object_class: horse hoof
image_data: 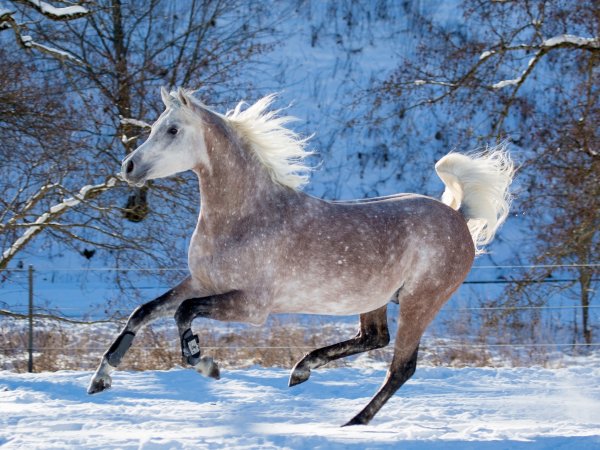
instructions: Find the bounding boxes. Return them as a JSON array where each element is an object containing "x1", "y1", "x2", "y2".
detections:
[
  {"x1": 194, "y1": 356, "x2": 220, "y2": 380},
  {"x1": 342, "y1": 414, "x2": 369, "y2": 427},
  {"x1": 87, "y1": 374, "x2": 112, "y2": 394},
  {"x1": 342, "y1": 416, "x2": 368, "y2": 427},
  {"x1": 288, "y1": 365, "x2": 310, "y2": 387}
]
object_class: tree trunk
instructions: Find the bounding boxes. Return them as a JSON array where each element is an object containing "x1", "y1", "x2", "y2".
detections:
[{"x1": 111, "y1": 0, "x2": 149, "y2": 222}]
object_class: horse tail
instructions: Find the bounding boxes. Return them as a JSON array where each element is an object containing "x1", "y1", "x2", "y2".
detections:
[{"x1": 435, "y1": 145, "x2": 515, "y2": 253}]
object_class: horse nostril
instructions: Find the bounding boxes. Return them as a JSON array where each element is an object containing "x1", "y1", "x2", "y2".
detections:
[{"x1": 125, "y1": 160, "x2": 134, "y2": 174}]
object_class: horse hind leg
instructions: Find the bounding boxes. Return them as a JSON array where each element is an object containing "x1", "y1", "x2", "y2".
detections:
[
  {"x1": 289, "y1": 304, "x2": 389, "y2": 387},
  {"x1": 344, "y1": 289, "x2": 449, "y2": 426},
  {"x1": 343, "y1": 342, "x2": 419, "y2": 426}
]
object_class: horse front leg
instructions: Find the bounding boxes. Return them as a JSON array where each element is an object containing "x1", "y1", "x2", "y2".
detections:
[
  {"x1": 289, "y1": 304, "x2": 389, "y2": 386},
  {"x1": 88, "y1": 277, "x2": 200, "y2": 394},
  {"x1": 173, "y1": 291, "x2": 266, "y2": 379}
]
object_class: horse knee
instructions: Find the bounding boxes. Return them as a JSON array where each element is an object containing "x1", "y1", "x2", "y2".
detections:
[
  {"x1": 127, "y1": 293, "x2": 176, "y2": 331},
  {"x1": 127, "y1": 304, "x2": 151, "y2": 330}
]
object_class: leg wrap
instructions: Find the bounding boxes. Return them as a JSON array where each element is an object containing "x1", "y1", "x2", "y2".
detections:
[
  {"x1": 106, "y1": 331, "x2": 135, "y2": 367},
  {"x1": 181, "y1": 329, "x2": 201, "y2": 365}
]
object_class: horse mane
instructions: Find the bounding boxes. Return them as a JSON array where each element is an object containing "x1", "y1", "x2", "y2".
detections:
[
  {"x1": 166, "y1": 89, "x2": 313, "y2": 190},
  {"x1": 224, "y1": 94, "x2": 313, "y2": 191}
]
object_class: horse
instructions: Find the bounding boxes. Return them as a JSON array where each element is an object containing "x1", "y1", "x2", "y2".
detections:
[{"x1": 88, "y1": 88, "x2": 514, "y2": 426}]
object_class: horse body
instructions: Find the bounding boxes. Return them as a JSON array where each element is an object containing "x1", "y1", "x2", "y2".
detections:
[
  {"x1": 88, "y1": 88, "x2": 513, "y2": 426},
  {"x1": 189, "y1": 186, "x2": 472, "y2": 318},
  {"x1": 294, "y1": 196, "x2": 469, "y2": 316}
]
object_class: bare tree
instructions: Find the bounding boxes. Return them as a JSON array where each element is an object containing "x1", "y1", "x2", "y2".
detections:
[
  {"x1": 0, "y1": 4, "x2": 105, "y2": 271},
  {"x1": 0, "y1": 0, "x2": 278, "y2": 295},
  {"x1": 371, "y1": 0, "x2": 599, "y2": 344},
  {"x1": 0, "y1": 0, "x2": 89, "y2": 62}
]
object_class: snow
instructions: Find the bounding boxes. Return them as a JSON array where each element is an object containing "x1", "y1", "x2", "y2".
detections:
[
  {"x1": 26, "y1": 40, "x2": 84, "y2": 64},
  {"x1": 542, "y1": 34, "x2": 600, "y2": 49},
  {"x1": 488, "y1": 35, "x2": 598, "y2": 91},
  {"x1": 24, "y1": 0, "x2": 88, "y2": 18},
  {"x1": 492, "y1": 55, "x2": 539, "y2": 90},
  {"x1": 16, "y1": 34, "x2": 85, "y2": 64},
  {"x1": 492, "y1": 79, "x2": 520, "y2": 90},
  {"x1": 120, "y1": 117, "x2": 152, "y2": 129},
  {"x1": 479, "y1": 50, "x2": 495, "y2": 60},
  {"x1": 1, "y1": 364, "x2": 599, "y2": 449}
]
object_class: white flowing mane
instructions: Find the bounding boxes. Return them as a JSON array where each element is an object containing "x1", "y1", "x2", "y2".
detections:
[{"x1": 224, "y1": 94, "x2": 313, "y2": 190}]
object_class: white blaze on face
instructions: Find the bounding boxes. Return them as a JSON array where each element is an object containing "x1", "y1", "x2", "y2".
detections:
[{"x1": 122, "y1": 105, "x2": 209, "y2": 184}]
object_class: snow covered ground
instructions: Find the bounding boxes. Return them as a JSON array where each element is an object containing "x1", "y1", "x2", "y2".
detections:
[{"x1": 1, "y1": 362, "x2": 599, "y2": 449}]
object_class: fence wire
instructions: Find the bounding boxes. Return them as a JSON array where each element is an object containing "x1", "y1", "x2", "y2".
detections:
[{"x1": 1, "y1": 263, "x2": 598, "y2": 372}]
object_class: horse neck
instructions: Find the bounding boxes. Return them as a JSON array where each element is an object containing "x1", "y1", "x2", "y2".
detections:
[{"x1": 194, "y1": 116, "x2": 288, "y2": 229}]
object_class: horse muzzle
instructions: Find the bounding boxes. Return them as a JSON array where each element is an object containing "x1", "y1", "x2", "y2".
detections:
[{"x1": 121, "y1": 156, "x2": 149, "y2": 187}]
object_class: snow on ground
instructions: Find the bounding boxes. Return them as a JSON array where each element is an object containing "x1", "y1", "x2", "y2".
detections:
[{"x1": 1, "y1": 363, "x2": 599, "y2": 449}]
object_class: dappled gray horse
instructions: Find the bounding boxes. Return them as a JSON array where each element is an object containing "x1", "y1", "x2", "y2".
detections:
[{"x1": 88, "y1": 88, "x2": 514, "y2": 426}]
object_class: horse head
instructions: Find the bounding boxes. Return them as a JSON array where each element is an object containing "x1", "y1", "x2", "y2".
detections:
[{"x1": 121, "y1": 88, "x2": 209, "y2": 186}]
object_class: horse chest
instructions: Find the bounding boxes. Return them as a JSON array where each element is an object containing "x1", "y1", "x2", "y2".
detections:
[{"x1": 188, "y1": 227, "x2": 272, "y2": 291}]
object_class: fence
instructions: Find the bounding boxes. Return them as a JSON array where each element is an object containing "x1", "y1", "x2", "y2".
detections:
[{"x1": 0, "y1": 263, "x2": 598, "y2": 372}]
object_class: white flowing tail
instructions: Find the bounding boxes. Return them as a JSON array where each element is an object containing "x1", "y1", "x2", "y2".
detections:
[{"x1": 435, "y1": 145, "x2": 515, "y2": 253}]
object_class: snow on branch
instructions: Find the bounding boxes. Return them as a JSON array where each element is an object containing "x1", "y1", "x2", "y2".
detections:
[
  {"x1": 479, "y1": 50, "x2": 496, "y2": 60},
  {"x1": 14, "y1": 0, "x2": 89, "y2": 21},
  {"x1": 542, "y1": 34, "x2": 599, "y2": 50},
  {"x1": 120, "y1": 117, "x2": 152, "y2": 129},
  {"x1": 21, "y1": 34, "x2": 85, "y2": 64},
  {"x1": 492, "y1": 53, "x2": 540, "y2": 90},
  {"x1": 413, "y1": 79, "x2": 456, "y2": 88},
  {"x1": 490, "y1": 34, "x2": 597, "y2": 91},
  {"x1": 0, "y1": 8, "x2": 15, "y2": 25},
  {"x1": 493, "y1": 34, "x2": 600, "y2": 53},
  {"x1": 120, "y1": 117, "x2": 151, "y2": 144},
  {"x1": 395, "y1": 32, "x2": 598, "y2": 120},
  {"x1": 0, "y1": 3, "x2": 87, "y2": 64},
  {"x1": 1, "y1": 175, "x2": 120, "y2": 270},
  {"x1": 0, "y1": 182, "x2": 59, "y2": 233}
]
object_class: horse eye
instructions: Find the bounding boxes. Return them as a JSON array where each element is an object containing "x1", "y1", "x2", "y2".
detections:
[{"x1": 167, "y1": 126, "x2": 178, "y2": 135}]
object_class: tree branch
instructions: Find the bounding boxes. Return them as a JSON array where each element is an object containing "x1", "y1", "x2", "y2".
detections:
[
  {"x1": 12, "y1": 0, "x2": 89, "y2": 21},
  {"x1": 0, "y1": 175, "x2": 121, "y2": 270},
  {"x1": 0, "y1": 8, "x2": 86, "y2": 64},
  {"x1": 393, "y1": 34, "x2": 599, "y2": 122}
]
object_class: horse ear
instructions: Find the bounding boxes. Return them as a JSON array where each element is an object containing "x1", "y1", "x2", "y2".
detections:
[
  {"x1": 160, "y1": 86, "x2": 172, "y2": 107},
  {"x1": 177, "y1": 88, "x2": 191, "y2": 108}
]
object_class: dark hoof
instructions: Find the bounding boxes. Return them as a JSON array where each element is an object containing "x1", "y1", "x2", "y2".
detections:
[
  {"x1": 87, "y1": 375, "x2": 112, "y2": 395},
  {"x1": 209, "y1": 363, "x2": 220, "y2": 380},
  {"x1": 288, "y1": 364, "x2": 310, "y2": 387},
  {"x1": 194, "y1": 356, "x2": 220, "y2": 380},
  {"x1": 342, "y1": 415, "x2": 369, "y2": 427}
]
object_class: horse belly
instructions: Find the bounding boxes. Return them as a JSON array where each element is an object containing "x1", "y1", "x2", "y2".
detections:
[
  {"x1": 270, "y1": 274, "x2": 397, "y2": 316},
  {"x1": 269, "y1": 217, "x2": 409, "y2": 315}
]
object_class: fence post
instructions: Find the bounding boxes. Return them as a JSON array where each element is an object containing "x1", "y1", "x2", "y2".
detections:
[{"x1": 27, "y1": 264, "x2": 34, "y2": 373}]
